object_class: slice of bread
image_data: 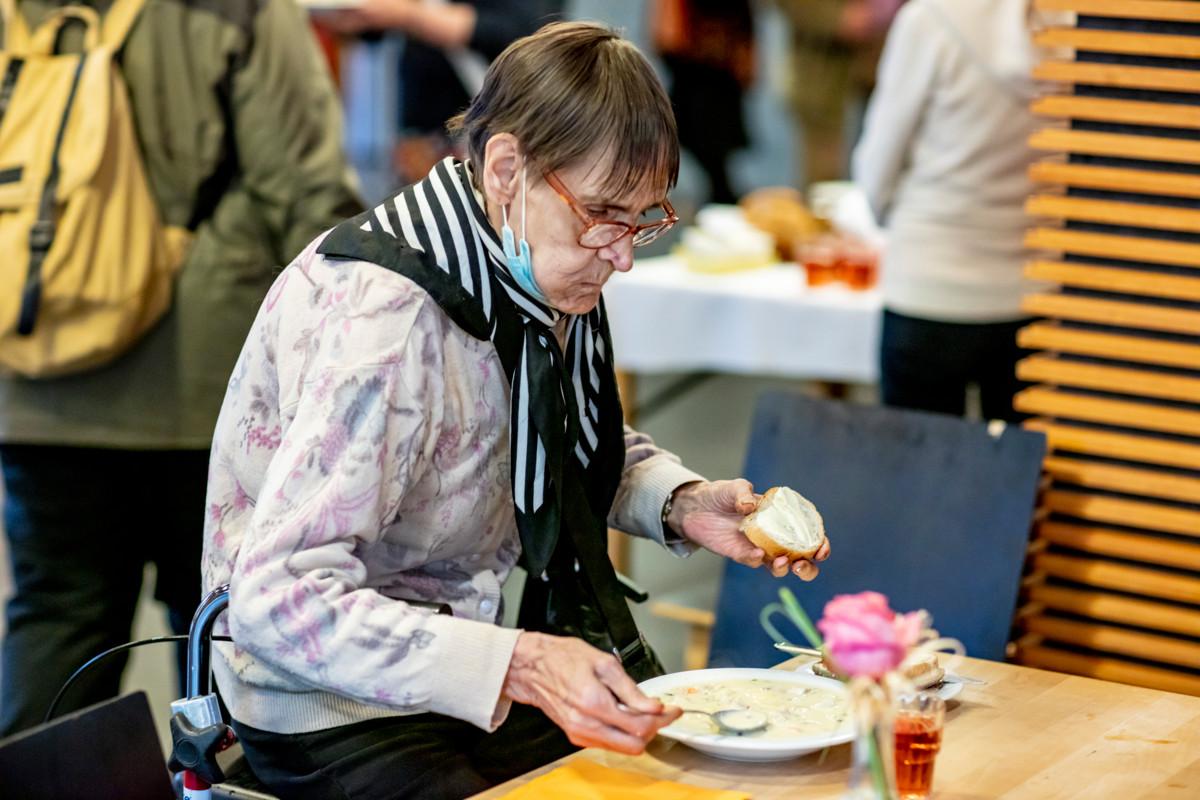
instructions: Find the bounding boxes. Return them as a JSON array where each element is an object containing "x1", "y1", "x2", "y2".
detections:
[
  {"x1": 815, "y1": 653, "x2": 944, "y2": 688},
  {"x1": 903, "y1": 653, "x2": 945, "y2": 690},
  {"x1": 739, "y1": 486, "x2": 826, "y2": 561}
]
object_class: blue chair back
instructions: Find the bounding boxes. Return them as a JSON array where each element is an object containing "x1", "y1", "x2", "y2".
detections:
[{"x1": 709, "y1": 393, "x2": 1045, "y2": 666}]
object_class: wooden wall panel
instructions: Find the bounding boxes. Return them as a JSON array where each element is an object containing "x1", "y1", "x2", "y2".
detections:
[
  {"x1": 1030, "y1": 160, "x2": 1200, "y2": 198},
  {"x1": 1035, "y1": 1, "x2": 1200, "y2": 24},
  {"x1": 1025, "y1": 260, "x2": 1200, "y2": 300},
  {"x1": 1034, "y1": 28, "x2": 1200, "y2": 59},
  {"x1": 1016, "y1": 4, "x2": 1200, "y2": 696},
  {"x1": 1025, "y1": 228, "x2": 1200, "y2": 269},
  {"x1": 1015, "y1": 387, "x2": 1200, "y2": 436},
  {"x1": 1033, "y1": 552, "x2": 1200, "y2": 605},
  {"x1": 1017, "y1": 354, "x2": 1200, "y2": 402},
  {"x1": 1026, "y1": 196, "x2": 1200, "y2": 234},
  {"x1": 1033, "y1": 95, "x2": 1200, "y2": 128},
  {"x1": 1021, "y1": 293, "x2": 1200, "y2": 335},
  {"x1": 1027, "y1": 583, "x2": 1200, "y2": 637},
  {"x1": 1025, "y1": 418, "x2": 1200, "y2": 470},
  {"x1": 1034, "y1": 60, "x2": 1200, "y2": 92},
  {"x1": 1017, "y1": 322, "x2": 1200, "y2": 369},
  {"x1": 1039, "y1": 519, "x2": 1200, "y2": 568},
  {"x1": 1040, "y1": 458, "x2": 1200, "y2": 503}
]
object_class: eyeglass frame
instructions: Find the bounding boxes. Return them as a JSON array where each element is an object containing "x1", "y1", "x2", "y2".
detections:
[{"x1": 542, "y1": 171, "x2": 678, "y2": 249}]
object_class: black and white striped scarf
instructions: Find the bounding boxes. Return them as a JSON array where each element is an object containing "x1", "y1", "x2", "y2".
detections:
[{"x1": 317, "y1": 158, "x2": 625, "y2": 576}]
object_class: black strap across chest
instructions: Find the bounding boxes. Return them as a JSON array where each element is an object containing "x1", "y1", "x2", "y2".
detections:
[{"x1": 317, "y1": 205, "x2": 660, "y2": 678}]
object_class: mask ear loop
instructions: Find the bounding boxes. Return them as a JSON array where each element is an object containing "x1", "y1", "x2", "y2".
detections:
[
  {"x1": 520, "y1": 166, "x2": 528, "y2": 241},
  {"x1": 500, "y1": 165, "x2": 527, "y2": 236}
]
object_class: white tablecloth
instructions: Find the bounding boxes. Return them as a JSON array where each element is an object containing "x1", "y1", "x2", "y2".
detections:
[{"x1": 604, "y1": 257, "x2": 882, "y2": 384}]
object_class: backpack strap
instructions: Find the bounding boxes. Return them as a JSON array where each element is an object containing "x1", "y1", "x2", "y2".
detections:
[
  {"x1": 100, "y1": 0, "x2": 149, "y2": 51},
  {"x1": 29, "y1": 6, "x2": 101, "y2": 54},
  {"x1": 0, "y1": 0, "x2": 33, "y2": 52},
  {"x1": 16, "y1": 51, "x2": 86, "y2": 336},
  {"x1": 1, "y1": 0, "x2": 146, "y2": 55}
]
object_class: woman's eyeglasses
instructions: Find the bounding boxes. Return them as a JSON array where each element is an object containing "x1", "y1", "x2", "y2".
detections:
[{"x1": 543, "y1": 171, "x2": 678, "y2": 249}]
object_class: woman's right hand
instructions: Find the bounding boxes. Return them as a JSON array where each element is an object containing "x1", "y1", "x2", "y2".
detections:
[{"x1": 502, "y1": 632, "x2": 681, "y2": 754}]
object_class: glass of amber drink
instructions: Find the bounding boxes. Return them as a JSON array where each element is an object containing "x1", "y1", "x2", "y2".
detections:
[
  {"x1": 800, "y1": 236, "x2": 839, "y2": 287},
  {"x1": 837, "y1": 240, "x2": 878, "y2": 291},
  {"x1": 894, "y1": 692, "x2": 945, "y2": 799}
]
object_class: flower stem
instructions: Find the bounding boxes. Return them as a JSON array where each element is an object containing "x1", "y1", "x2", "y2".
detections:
[
  {"x1": 779, "y1": 588, "x2": 824, "y2": 650},
  {"x1": 868, "y1": 728, "x2": 890, "y2": 798}
]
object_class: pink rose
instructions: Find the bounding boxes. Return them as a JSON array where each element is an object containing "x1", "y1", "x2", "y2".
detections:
[{"x1": 817, "y1": 591, "x2": 926, "y2": 679}]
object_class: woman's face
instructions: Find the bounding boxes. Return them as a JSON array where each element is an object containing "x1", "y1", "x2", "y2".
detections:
[{"x1": 483, "y1": 138, "x2": 667, "y2": 315}]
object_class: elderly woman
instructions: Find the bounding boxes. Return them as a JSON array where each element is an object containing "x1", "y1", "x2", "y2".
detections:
[{"x1": 202, "y1": 22, "x2": 829, "y2": 800}]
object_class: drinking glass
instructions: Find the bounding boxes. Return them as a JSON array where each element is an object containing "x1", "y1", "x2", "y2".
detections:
[
  {"x1": 801, "y1": 237, "x2": 839, "y2": 287},
  {"x1": 893, "y1": 692, "x2": 945, "y2": 800},
  {"x1": 837, "y1": 241, "x2": 878, "y2": 291}
]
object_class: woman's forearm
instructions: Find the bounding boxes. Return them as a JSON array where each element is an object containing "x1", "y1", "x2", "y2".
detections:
[
  {"x1": 324, "y1": 1, "x2": 477, "y2": 48},
  {"x1": 607, "y1": 426, "x2": 705, "y2": 550},
  {"x1": 400, "y1": 2, "x2": 477, "y2": 50}
]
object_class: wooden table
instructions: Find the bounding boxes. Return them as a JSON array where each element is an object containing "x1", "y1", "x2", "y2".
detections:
[{"x1": 471, "y1": 657, "x2": 1200, "y2": 799}]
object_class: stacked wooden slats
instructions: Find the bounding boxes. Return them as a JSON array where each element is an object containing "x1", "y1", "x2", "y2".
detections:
[{"x1": 1016, "y1": 0, "x2": 1200, "y2": 695}]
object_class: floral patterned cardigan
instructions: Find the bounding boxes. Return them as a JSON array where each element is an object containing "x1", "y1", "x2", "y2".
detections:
[{"x1": 202, "y1": 233, "x2": 704, "y2": 735}]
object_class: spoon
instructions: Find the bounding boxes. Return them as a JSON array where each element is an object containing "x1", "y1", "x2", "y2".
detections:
[
  {"x1": 678, "y1": 707, "x2": 769, "y2": 736},
  {"x1": 942, "y1": 673, "x2": 986, "y2": 686},
  {"x1": 772, "y1": 642, "x2": 823, "y2": 658}
]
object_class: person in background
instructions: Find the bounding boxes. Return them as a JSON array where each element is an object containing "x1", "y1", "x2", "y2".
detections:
[
  {"x1": 652, "y1": 0, "x2": 755, "y2": 205},
  {"x1": 0, "y1": 0, "x2": 361, "y2": 736},
  {"x1": 852, "y1": 0, "x2": 1043, "y2": 421},
  {"x1": 775, "y1": 0, "x2": 902, "y2": 184},
  {"x1": 321, "y1": 0, "x2": 563, "y2": 183}
]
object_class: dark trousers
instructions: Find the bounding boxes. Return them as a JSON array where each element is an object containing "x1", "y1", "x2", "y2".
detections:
[
  {"x1": 0, "y1": 445, "x2": 208, "y2": 736},
  {"x1": 663, "y1": 56, "x2": 747, "y2": 206},
  {"x1": 880, "y1": 309, "x2": 1032, "y2": 423},
  {"x1": 232, "y1": 702, "x2": 578, "y2": 800}
]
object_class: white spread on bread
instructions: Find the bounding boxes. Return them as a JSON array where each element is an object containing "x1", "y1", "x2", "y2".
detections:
[{"x1": 740, "y1": 486, "x2": 825, "y2": 559}]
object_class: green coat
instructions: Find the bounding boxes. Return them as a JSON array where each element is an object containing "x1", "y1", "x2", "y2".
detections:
[
  {"x1": 0, "y1": 0, "x2": 362, "y2": 448},
  {"x1": 775, "y1": 0, "x2": 884, "y2": 130}
]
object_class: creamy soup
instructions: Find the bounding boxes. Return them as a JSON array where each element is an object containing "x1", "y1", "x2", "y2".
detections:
[{"x1": 653, "y1": 679, "x2": 848, "y2": 740}]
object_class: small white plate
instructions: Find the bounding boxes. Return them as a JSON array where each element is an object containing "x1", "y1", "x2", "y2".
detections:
[
  {"x1": 932, "y1": 676, "x2": 965, "y2": 702},
  {"x1": 638, "y1": 668, "x2": 855, "y2": 763},
  {"x1": 789, "y1": 659, "x2": 965, "y2": 702}
]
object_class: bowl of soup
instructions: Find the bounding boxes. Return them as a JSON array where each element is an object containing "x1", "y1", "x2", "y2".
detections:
[{"x1": 639, "y1": 668, "x2": 854, "y2": 762}]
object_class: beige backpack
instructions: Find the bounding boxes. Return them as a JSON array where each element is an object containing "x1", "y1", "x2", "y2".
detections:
[{"x1": 0, "y1": 0, "x2": 189, "y2": 378}]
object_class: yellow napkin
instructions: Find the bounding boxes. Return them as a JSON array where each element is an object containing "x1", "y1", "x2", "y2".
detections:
[{"x1": 499, "y1": 758, "x2": 751, "y2": 800}]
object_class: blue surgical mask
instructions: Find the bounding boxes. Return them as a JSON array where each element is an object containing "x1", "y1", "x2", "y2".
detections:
[{"x1": 501, "y1": 168, "x2": 547, "y2": 303}]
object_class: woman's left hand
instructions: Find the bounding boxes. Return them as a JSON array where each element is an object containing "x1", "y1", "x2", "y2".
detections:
[{"x1": 666, "y1": 479, "x2": 830, "y2": 581}]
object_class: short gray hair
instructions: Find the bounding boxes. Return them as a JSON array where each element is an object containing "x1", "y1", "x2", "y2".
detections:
[{"x1": 448, "y1": 21, "x2": 679, "y2": 198}]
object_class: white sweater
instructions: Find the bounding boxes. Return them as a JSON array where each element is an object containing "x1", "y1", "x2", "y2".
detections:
[{"x1": 852, "y1": 0, "x2": 1045, "y2": 323}]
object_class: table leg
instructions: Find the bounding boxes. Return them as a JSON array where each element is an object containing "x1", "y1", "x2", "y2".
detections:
[
  {"x1": 616, "y1": 369, "x2": 638, "y2": 426},
  {"x1": 815, "y1": 381, "x2": 849, "y2": 400},
  {"x1": 685, "y1": 622, "x2": 712, "y2": 672},
  {"x1": 608, "y1": 532, "x2": 630, "y2": 574}
]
